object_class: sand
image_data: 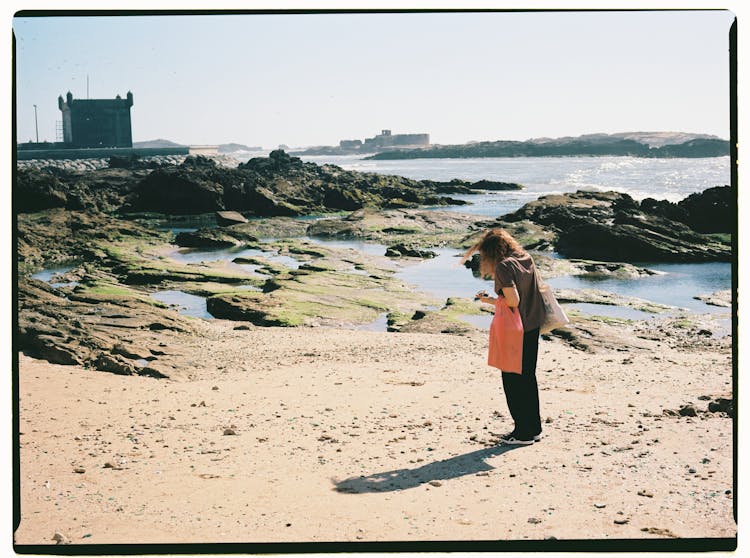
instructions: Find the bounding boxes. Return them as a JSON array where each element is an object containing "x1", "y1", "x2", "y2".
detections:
[{"x1": 14, "y1": 317, "x2": 735, "y2": 546}]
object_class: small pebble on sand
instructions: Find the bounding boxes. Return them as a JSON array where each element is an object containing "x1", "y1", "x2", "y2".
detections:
[{"x1": 52, "y1": 532, "x2": 70, "y2": 545}]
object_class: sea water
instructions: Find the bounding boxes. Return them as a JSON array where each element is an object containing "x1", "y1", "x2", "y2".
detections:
[
  {"x1": 300, "y1": 154, "x2": 731, "y2": 217},
  {"x1": 547, "y1": 261, "x2": 732, "y2": 314},
  {"x1": 150, "y1": 290, "x2": 215, "y2": 320}
]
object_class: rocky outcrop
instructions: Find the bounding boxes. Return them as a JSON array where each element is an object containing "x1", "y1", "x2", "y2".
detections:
[
  {"x1": 17, "y1": 276, "x2": 192, "y2": 376},
  {"x1": 694, "y1": 290, "x2": 732, "y2": 308},
  {"x1": 306, "y1": 208, "x2": 481, "y2": 247},
  {"x1": 173, "y1": 222, "x2": 260, "y2": 249},
  {"x1": 17, "y1": 208, "x2": 171, "y2": 274},
  {"x1": 216, "y1": 211, "x2": 248, "y2": 226},
  {"x1": 496, "y1": 190, "x2": 731, "y2": 262},
  {"x1": 664, "y1": 397, "x2": 733, "y2": 418},
  {"x1": 172, "y1": 231, "x2": 237, "y2": 249},
  {"x1": 124, "y1": 151, "x2": 468, "y2": 216},
  {"x1": 384, "y1": 243, "x2": 437, "y2": 259},
  {"x1": 708, "y1": 397, "x2": 734, "y2": 416},
  {"x1": 470, "y1": 180, "x2": 523, "y2": 191},
  {"x1": 675, "y1": 186, "x2": 732, "y2": 234},
  {"x1": 416, "y1": 179, "x2": 523, "y2": 194},
  {"x1": 205, "y1": 252, "x2": 435, "y2": 328},
  {"x1": 15, "y1": 166, "x2": 150, "y2": 213},
  {"x1": 639, "y1": 186, "x2": 732, "y2": 234},
  {"x1": 19, "y1": 151, "x2": 472, "y2": 217},
  {"x1": 206, "y1": 292, "x2": 284, "y2": 325},
  {"x1": 128, "y1": 167, "x2": 229, "y2": 214},
  {"x1": 15, "y1": 168, "x2": 68, "y2": 211}
]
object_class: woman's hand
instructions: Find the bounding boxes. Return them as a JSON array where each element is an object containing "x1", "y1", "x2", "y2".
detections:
[{"x1": 474, "y1": 290, "x2": 496, "y2": 305}]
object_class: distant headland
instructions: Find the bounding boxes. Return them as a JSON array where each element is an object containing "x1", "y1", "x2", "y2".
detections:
[{"x1": 365, "y1": 132, "x2": 729, "y2": 160}]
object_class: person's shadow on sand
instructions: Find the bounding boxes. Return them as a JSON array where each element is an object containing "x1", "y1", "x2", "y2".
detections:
[{"x1": 333, "y1": 444, "x2": 525, "y2": 494}]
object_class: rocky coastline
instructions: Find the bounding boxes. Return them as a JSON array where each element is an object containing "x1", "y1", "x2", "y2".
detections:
[
  {"x1": 15, "y1": 150, "x2": 735, "y2": 545},
  {"x1": 15, "y1": 151, "x2": 732, "y2": 376}
]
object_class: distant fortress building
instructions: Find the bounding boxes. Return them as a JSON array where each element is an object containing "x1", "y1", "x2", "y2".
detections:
[
  {"x1": 339, "y1": 130, "x2": 430, "y2": 151},
  {"x1": 364, "y1": 129, "x2": 430, "y2": 148},
  {"x1": 58, "y1": 91, "x2": 134, "y2": 148}
]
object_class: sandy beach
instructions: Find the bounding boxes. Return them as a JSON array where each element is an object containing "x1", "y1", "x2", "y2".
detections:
[
  {"x1": 11, "y1": 7, "x2": 740, "y2": 552},
  {"x1": 15, "y1": 313, "x2": 734, "y2": 546}
]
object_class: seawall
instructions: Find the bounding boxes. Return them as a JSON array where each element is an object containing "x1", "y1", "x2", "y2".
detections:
[{"x1": 16, "y1": 146, "x2": 196, "y2": 161}]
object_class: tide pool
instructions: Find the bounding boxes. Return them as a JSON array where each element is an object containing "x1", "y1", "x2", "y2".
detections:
[
  {"x1": 547, "y1": 262, "x2": 731, "y2": 314},
  {"x1": 150, "y1": 290, "x2": 214, "y2": 320}
]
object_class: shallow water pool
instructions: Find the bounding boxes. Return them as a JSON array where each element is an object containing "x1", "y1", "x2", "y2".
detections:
[{"x1": 150, "y1": 290, "x2": 213, "y2": 320}]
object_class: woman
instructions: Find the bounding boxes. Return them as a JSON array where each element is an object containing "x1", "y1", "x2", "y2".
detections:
[{"x1": 462, "y1": 229, "x2": 546, "y2": 445}]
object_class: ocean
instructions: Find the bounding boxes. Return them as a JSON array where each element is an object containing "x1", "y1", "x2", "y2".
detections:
[{"x1": 295, "y1": 154, "x2": 731, "y2": 218}]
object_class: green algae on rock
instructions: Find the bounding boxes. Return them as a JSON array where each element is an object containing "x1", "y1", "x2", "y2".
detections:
[
  {"x1": 306, "y1": 208, "x2": 482, "y2": 249},
  {"x1": 206, "y1": 250, "x2": 437, "y2": 328}
]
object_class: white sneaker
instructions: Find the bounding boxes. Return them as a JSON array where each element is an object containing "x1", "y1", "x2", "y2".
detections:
[{"x1": 500, "y1": 433, "x2": 534, "y2": 445}]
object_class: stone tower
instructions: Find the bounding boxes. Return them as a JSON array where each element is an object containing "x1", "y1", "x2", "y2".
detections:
[{"x1": 58, "y1": 91, "x2": 134, "y2": 148}]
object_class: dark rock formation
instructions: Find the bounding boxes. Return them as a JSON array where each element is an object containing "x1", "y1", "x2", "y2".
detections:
[
  {"x1": 470, "y1": 179, "x2": 523, "y2": 191},
  {"x1": 497, "y1": 190, "x2": 731, "y2": 262},
  {"x1": 708, "y1": 397, "x2": 734, "y2": 416},
  {"x1": 422, "y1": 178, "x2": 523, "y2": 194},
  {"x1": 678, "y1": 404, "x2": 698, "y2": 417},
  {"x1": 216, "y1": 211, "x2": 248, "y2": 226},
  {"x1": 19, "y1": 151, "x2": 470, "y2": 218},
  {"x1": 16, "y1": 166, "x2": 149, "y2": 214},
  {"x1": 174, "y1": 225, "x2": 259, "y2": 249},
  {"x1": 384, "y1": 243, "x2": 438, "y2": 259},
  {"x1": 125, "y1": 151, "x2": 466, "y2": 216},
  {"x1": 129, "y1": 168, "x2": 227, "y2": 214},
  {"x1": 640, "y1": 186, "x2": 732, "y2": 234},
  {"x1": 174, "y1": 231, "x2": 238, "y2": 249},
  {"x1": 206, "y1": 293, "x2": 282, "y2": 325},
  {"x1": 15, "y1": 168, "x2": 68, "y2": 211},
  {"x1": 639, "y1": 197, "x2": 689, "y2": 224},
  {"x1": 676, "y1": 186, "x2": 732, "y2": 234}
]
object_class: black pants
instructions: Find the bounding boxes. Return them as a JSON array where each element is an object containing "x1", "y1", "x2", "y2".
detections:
[{"x1": 501, "y1": 327, "x2": 541, "y2": 438}]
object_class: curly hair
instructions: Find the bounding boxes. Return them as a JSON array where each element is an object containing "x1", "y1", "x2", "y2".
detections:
[{"x1": 461, "y1": 228, "x2": 526, "y2": 279}]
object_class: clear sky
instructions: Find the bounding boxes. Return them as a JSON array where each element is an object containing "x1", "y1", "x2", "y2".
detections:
[{"x1": 13, "y1": 10, "x2": 734, "y2": 148}]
